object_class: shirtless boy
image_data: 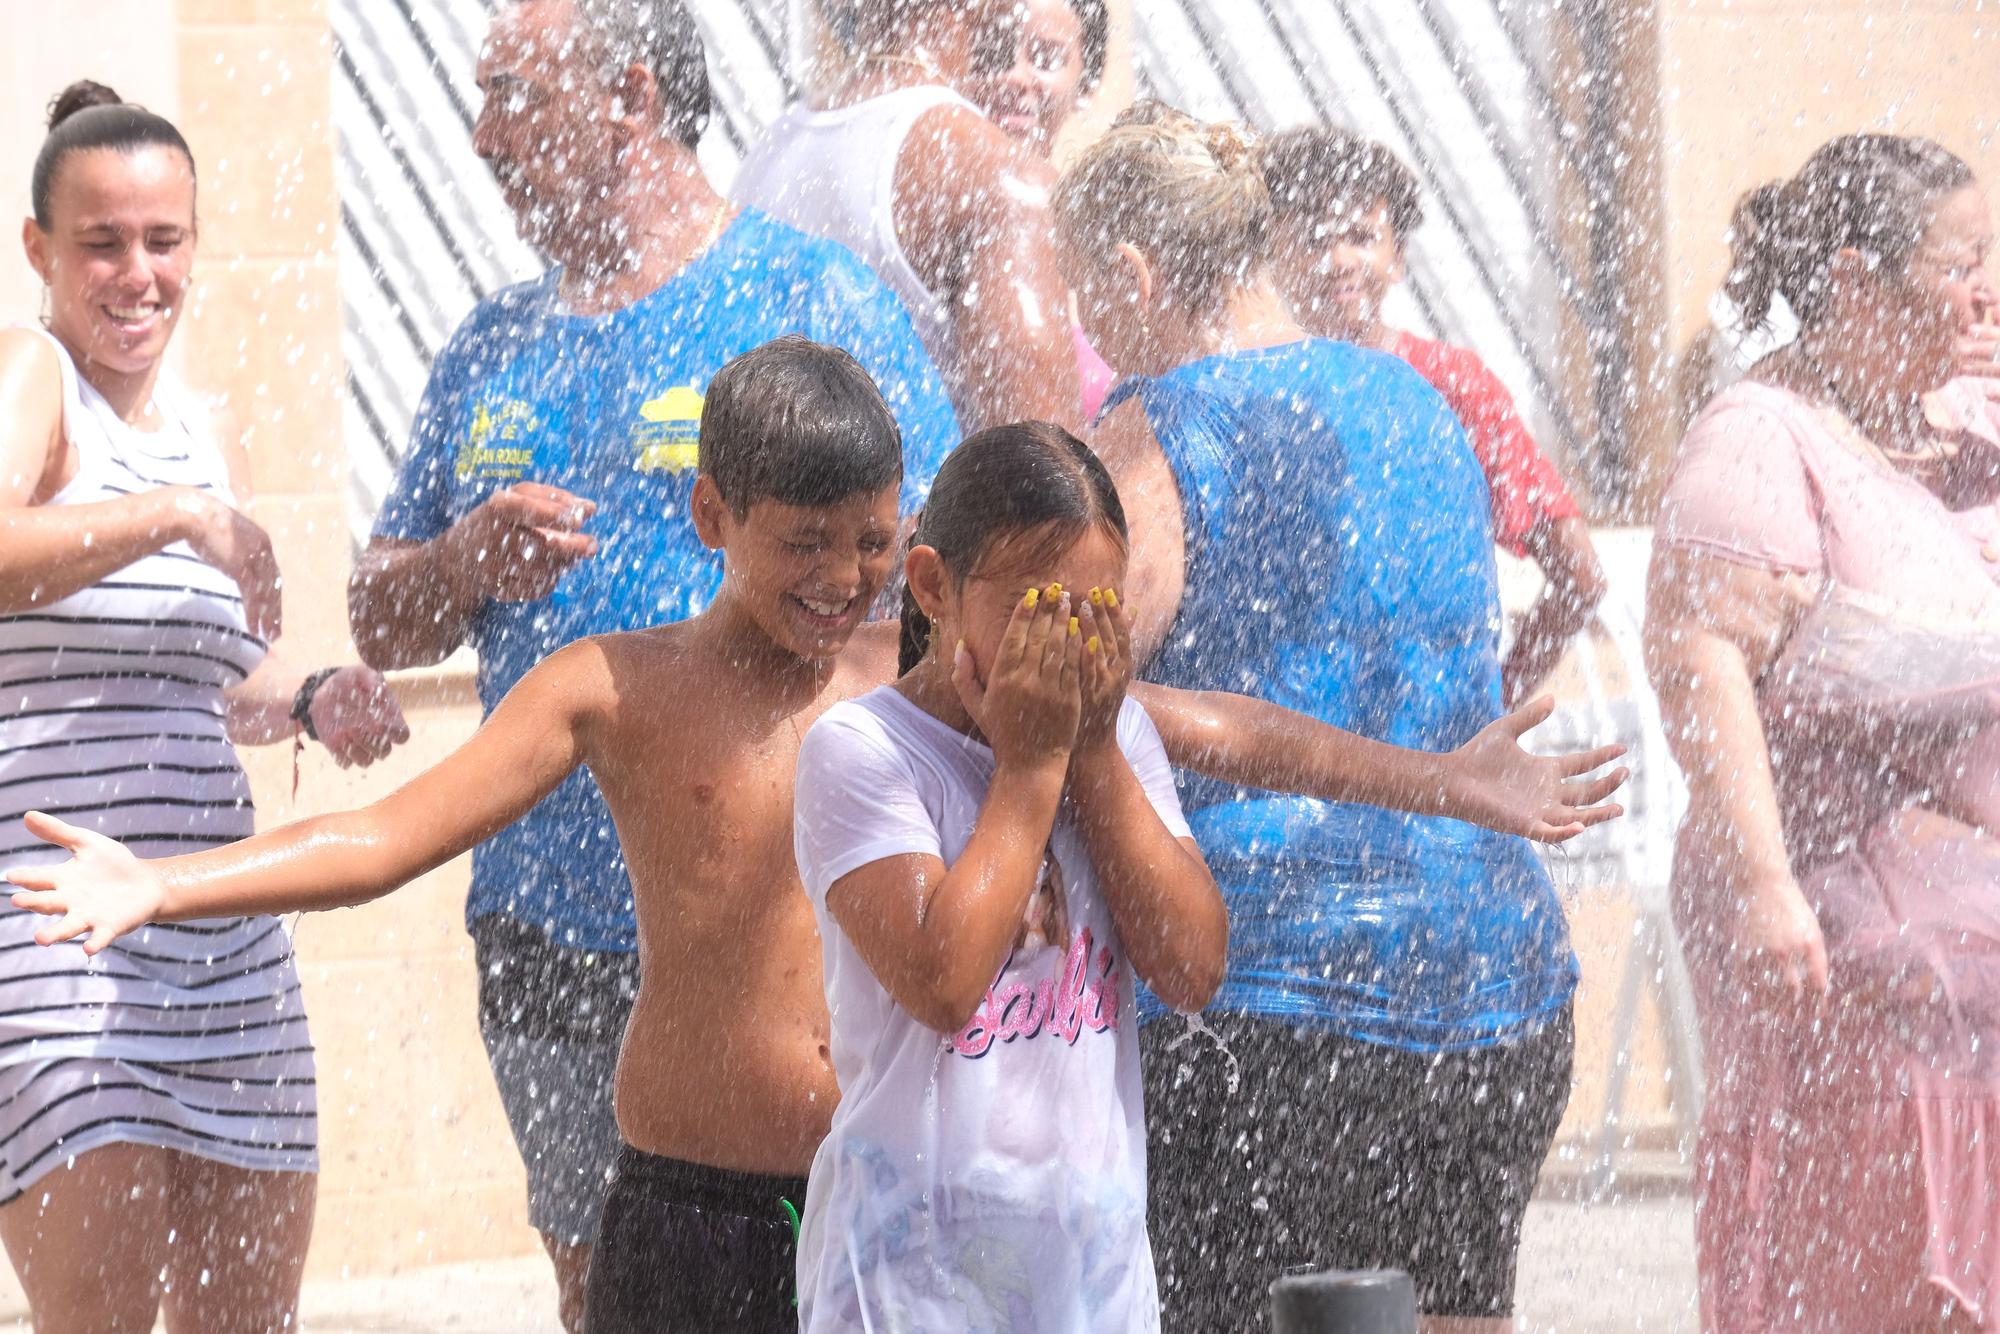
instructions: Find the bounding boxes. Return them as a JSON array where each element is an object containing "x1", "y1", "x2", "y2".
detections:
[{"x1": 7, "y1": 337, "x2": 1625, "y2": 1331}]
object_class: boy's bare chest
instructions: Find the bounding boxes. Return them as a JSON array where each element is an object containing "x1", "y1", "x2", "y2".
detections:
[{"x1": 595, "y1": 700, "x2": 832, "y2": 905}]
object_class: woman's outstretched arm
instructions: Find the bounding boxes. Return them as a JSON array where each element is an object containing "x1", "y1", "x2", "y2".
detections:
[
  {"x1": 6, "y1": 638, "x2": 612, "y2": 952},
  {"x1": 1093, "y1": 399, "x2": 1625, "y2": 840},
  {"x1": 1131, "y1": 684, "x2": 1627, "y2": 843}
]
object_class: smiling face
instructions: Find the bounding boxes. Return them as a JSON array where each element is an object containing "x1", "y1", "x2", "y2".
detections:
[
  {"x1": 970, "y1": 0, "x2": 1088, "y2": 157},
  {"x1": 699, "y1": 482, "x2": 903, "y2": 661},
  {"x1": 1269, "y1": 195, "x2": 1403, "y2": 343},
  {"x1": 1897, "y1": 185, "x2": 1996, "y2": 383},
  {"x1": 473, "y1": 0, "x2": 624, "y2": 253},
  {"x1": 23, "y1": 144, "x2": 195, "y2": 376}
]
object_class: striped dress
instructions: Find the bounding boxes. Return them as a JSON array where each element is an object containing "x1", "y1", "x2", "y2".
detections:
[{"x1": 0, "y1": 329, "x2": 315, "y2": 1201}]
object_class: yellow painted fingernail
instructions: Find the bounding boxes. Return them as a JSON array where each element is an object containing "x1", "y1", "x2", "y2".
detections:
[
  {"x1": 1087, "y1": 635, "x2": 1101, "y2": 653},
  {"x1": 1024, "y1": 588, "x2": 1039, "y2": 609},
  {"x1": 1104, "y1": 588, "x2": 1119, "y2": 609},
  {"x1": 1048, "y1": 583, "x2": 1062, "y2": 598},
  {"x1": 1069, "y1": 616, "x2": 1080, "y2": 636},
  {"x1": 1089, "y1": 587, "x2": 1103, "y2": 606}
]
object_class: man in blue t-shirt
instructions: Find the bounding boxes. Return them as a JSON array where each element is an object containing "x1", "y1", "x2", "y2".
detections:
[{"x1": 347, "y1": 2, "x2": 956, "y2": 1325}]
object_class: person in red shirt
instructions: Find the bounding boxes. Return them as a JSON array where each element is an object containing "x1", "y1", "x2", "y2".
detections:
[{"x1": 1262, "y1": 127, "x2": 1606, "y2": 704}]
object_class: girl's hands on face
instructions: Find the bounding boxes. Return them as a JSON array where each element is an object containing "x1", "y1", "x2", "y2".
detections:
[
  {"x1": 950, "y1": 582, "x2": 1084, "y2": 771},
  {"x1": 1072, "y1": 586, "x2": 1133, "y2": 755}
]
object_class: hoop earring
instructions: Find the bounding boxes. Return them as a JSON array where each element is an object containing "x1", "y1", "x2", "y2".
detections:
[{"x1": 38, "y1": 284, "x2": 50, "y2": 327}]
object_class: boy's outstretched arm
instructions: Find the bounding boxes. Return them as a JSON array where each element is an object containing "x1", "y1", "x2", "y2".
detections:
[
  {"x1": 6, "y1": 639, "x2": 613, "y2": 953},
  {"x1": 1130, "y1": 684, "x2": 1628, "y2": 844}
]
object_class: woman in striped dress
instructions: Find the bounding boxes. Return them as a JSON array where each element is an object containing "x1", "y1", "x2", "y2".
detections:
[{"x1": 0, "y1": 82, "x2": 409, "y2": 1332}]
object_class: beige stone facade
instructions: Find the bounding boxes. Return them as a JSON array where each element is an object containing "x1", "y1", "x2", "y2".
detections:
[
  {"x1": 1635, "y1": 0, "x2": 2000, "y2": 494},
  {"x1": 0, "y1": 0, "x2": 1990, "y2": 1291},
  {"x1": 167, "y1": 1, "x2": 542, "y2": 1278}
]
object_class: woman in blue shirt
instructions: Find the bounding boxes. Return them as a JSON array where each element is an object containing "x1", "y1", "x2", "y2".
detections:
[{"x1": 1055, "y1": 106, "x2": 1582, "y2": 1332}]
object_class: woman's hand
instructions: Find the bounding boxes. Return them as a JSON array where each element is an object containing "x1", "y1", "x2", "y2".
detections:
[
  {"x1": 951, "y1": 584, "x2": 1083, "y2": 772},
  {"x1": 174, "y1": 489, "x2": 282, "y2": 642},
  {"x1": 1071, "y1": 586, "x2": 1133, "y2": 758},
  {"x1": 1441, "y1": 697, "x2": 1629, "y2": 842},
  {"x1": 1957, "y1": 321, "x2": 2000, "y2": 383},
  {"x1": 309, "y1": 666, "x2": 413, "y2": 769},
  {"x1": 5, "y1": 812, "x2": 167, "y2": 955},
  {"x1": 1732, "y1": 874, "x2": 1830, "y2": 1006}
]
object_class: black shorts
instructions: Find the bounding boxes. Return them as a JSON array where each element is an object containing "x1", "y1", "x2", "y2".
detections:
[
  {"x1": 584, "y1": 1145, "x2": 808, "y2": 1334},
  {"x1": 1143, "y1": 1005, "x2": 1574, "y2": 1328}
]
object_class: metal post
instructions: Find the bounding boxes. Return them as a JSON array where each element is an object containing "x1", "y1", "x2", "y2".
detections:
[{"x1": 1270, "y1": 1269, "x2": 1418, "y2": 1333}]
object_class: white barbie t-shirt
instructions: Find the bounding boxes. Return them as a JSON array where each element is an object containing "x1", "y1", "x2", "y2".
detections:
[{"x1": 792, "y1": 686, "x2": 1192, "y2": 1334}]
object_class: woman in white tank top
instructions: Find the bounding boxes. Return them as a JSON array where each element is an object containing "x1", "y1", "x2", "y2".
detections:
[
  {"x1": 0, "y1": 82, "x2": 408, "y2": 1333},
  {"x1": 733, "y1": 0, "x2": 1084, "y2": 433}
]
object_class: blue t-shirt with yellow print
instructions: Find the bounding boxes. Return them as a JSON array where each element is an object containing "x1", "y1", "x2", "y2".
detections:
[{"x1": 372, "y1": 208, "x2": 960, "y2": 951}]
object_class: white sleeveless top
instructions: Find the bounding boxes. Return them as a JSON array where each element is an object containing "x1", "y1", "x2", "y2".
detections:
[
  {"x1": 0, "y1": 327, "x2": 315, "y2": 1199},
  {"x1": 734, "y1": 86, "x2": 979, "y2": 406}
]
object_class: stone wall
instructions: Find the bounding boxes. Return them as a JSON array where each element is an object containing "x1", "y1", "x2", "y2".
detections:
[
  {"x1": 7, "y1": 0, "x2": 1994, "y2": 1289},
  {"x1": 170, "y1": 2, "x2": 536, "y2": 1279}
]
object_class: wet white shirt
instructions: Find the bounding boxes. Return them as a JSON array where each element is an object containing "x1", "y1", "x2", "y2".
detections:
[{"x1": 792, "y1": 686, "x2": 1189, "y2": 1333}]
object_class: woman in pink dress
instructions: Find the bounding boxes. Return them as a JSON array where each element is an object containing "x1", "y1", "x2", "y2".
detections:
[{"x1": 1647, "y1": 133, "x2": 2000, "y2": 1330}]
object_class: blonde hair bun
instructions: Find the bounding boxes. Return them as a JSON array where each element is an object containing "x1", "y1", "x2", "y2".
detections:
[{"x1": 1054, "y1": 102, "x2": 1272, "y2": 315}]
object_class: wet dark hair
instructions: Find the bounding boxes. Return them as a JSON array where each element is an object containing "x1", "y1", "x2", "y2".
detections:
[
  {"x1": 898, "y1": 421, "x2": 1128, "y2": 674},
  {"x1": 699, "y1": 335, "x2": 903, "y2": 519},
  {"x1": 1727, "y1": 133, "x2": 1975, "y2": 331},
  {"x1": 1260, "y1": 126, "x2": 1424, "y2": 248},
  {"x1": 1072, "y1": 0, "x2": 1109, "y2": 92},
  {"x1": 31, "y1": 80, "x2": 196, "y2": 230},
  {"x1": 571, "y1": 0, "x2": 712, "y2": 150}
]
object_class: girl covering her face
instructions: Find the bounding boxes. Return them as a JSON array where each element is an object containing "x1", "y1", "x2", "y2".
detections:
[{"x1": 791, "y1": 421, "x2": 1224, "y2": 1332}]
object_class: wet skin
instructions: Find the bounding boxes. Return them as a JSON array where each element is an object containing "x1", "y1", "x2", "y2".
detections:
[
  {"x1": 819, "y1": 12, "x2": 1082, "y2": 431},
  {"x1": 1267, "y1": 197, "x2": 1404, "y2": 350},
  {"x1": 588, "y1": 616, "x2": 901, "y2": 1169},
  {"x1": 9, "y1": 492, "x2": 1626, "y2": 1175},
  {"x1": 5, "y1": 482, "x2": 906, "y2": 1175},
  {"x1": 967, "y1": 0, "x2": 1090, "y2": 157}
]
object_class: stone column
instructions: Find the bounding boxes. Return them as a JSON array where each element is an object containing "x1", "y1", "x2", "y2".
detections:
[{"x1": 174, "y1": 0, "x2": 535, "y2": 1279}]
